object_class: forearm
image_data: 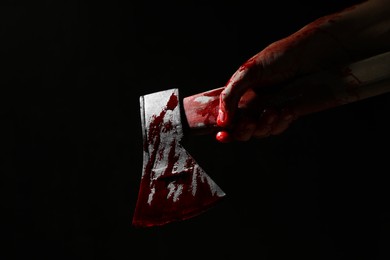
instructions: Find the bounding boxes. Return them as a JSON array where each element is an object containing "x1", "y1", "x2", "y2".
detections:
[{"x1": 319, "y1": 0, "x2": 390, "y2": 59}]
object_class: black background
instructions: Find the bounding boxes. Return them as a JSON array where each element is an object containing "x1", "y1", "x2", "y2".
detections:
[{"x1": 3, "y1": 0, "x2": 390, "y2": 259}]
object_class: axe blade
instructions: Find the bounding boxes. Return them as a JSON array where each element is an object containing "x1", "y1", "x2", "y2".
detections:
[{"x1": 132, "y1": 88, "x2": 226, "y2": 228}]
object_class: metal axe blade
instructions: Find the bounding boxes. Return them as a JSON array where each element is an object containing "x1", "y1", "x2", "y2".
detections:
[
  {"x1": 132, "y1": 88, "x2": 226, "y2": 228},
  {"x1": 132, "y1": 50, "x2": 390, "y2": 228}
]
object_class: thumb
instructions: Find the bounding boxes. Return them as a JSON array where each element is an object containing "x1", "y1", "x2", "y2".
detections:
[{"x1": 217, "y1": 63, "x2": 259, "y2": 127}]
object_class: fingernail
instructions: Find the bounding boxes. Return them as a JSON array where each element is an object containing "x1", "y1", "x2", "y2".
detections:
[{"x1": 217, "y1": 109, "x2": 226, "y2": 126}]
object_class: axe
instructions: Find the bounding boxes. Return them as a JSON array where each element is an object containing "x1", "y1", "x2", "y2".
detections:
[{"x1": 133, "y1": 50, "x2": 390, "y2": 228}]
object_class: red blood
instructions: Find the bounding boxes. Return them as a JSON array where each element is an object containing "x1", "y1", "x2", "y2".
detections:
[
  {"x1": 133, "y1": 91, "x2": 224, "y2": 227},
  {"x1": 216, "y1": 131, "x2": 231, "y2": 143},
  {"x1": 166, "y1": 92, "x2": 178, "y2": 110},
  {"x1": 183, "y1": 88, "x2": 224, "y2": 129},
  {"x1": 198, "y1": 98, "x2": 219, "y2": 125},
  {"x1": 216, "y1": 115, "x2": 224, "y2": 127}
]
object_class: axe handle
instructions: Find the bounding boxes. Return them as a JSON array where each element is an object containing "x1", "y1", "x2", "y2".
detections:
[{"x1": 183, "y1": 50, "x2": 390, "y2": 135}]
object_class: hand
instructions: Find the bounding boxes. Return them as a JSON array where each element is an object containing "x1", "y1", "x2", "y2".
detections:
[
  {"x1": 216, "y1": 0, "x2": 390, "y2": 143},
  {"x1": 215, "y1": 7, "x2": 360, "y2": 142}
]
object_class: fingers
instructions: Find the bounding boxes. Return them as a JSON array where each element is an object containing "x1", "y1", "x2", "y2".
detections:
[
  {"x1": 268, "y1": 108, "x2": 295, "y2": 136},
  {"x1": 254, "y1": 108, "x2": 295, "y2": 138},
  {"x1": 217, "y1": 59, "x2": 260, "y2": 128},
  {"x1": 215, "y1": 107, "x2": 296, "y2": 143},
  {"x1": 252, "y1": 108, "x2": 279, "y2": 138},
  {"x1": 215, "y1": 111, "x2": 257, "y2": 143},
  {"x1": 231, "y1": 115, "x2": 257, "y2": 142}
]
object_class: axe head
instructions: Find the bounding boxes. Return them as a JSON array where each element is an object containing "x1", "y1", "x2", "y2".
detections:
[{"x1": 132, "y1": 88, "x2": 226, "y2": 228}]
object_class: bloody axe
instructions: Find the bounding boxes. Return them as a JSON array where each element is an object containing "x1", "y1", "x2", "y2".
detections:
[{"x1": 133, "y1": 51, "x2": 390, "y2": 228}]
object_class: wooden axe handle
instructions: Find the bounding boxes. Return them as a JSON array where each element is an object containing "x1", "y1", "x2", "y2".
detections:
[{"x1": 183, "y1": 51, "x2": 390, "y2": 135}]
